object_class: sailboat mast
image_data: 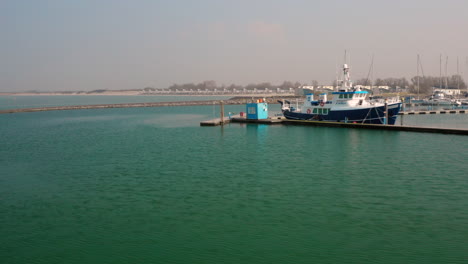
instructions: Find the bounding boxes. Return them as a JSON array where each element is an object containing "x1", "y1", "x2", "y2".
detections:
[
  {"x1": 371, "y1": 54, "x2": 374, "y2": 94},
  {"x1": 457, "y1": 56, "x2": 460, "y2": 91},
  {"x1": 445, "y1": 56, "x2": 448, "y2": 89},
  {"x1": 439, "y1": 54, "x2": 442, "y2": 91},
  {"x1": 417, "y1": 54, "x2": 420, "y2": 99}
]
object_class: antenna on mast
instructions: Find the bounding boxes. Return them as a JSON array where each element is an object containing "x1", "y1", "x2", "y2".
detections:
[{"x1": 348, "y1": 52, "x2": 351, "y2": 69}]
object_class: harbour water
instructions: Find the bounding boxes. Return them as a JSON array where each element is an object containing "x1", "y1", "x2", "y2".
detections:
[{"x1": 1, "y1": 96, "x2": 468, "y2": 263}]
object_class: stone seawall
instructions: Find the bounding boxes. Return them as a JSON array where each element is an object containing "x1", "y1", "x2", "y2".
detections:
[
  {"x1": 0, "y1": 100, "x2": 236, "y2": 114},
  {"x1": 0, "y1": 96, "x2": 301, "y2": 114}
]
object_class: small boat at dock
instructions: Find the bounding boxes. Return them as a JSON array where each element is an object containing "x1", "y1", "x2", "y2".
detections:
[{"x1": 279, "y1": 63, "x2": 402, "y2": 125}]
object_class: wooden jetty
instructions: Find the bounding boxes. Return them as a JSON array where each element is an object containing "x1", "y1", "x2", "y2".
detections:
[
  {"x1": 202, "y1": 117, "x2": 468, "y2": 135},
  {"x1": 200, "y1": 117, "x2": 231, "y2": 126},
  {"x1": 399, "y1": 109, "x2": 467, "y2": 115},
  {"x1": 200, "y1": 115, "x2": 284, "y2": 126}
]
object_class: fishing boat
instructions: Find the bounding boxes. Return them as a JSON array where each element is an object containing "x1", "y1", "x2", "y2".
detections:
[{"x1": 279, "y1": 63, "x2": 402, "y2": 125}]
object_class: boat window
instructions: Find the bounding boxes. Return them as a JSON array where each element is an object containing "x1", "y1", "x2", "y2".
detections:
[
  {"x1": 339, "y1": 94, "x2": 343, "y2": 99},
  {"x1": 316, "y1": 108, "x2": 329, "y2": 115}
]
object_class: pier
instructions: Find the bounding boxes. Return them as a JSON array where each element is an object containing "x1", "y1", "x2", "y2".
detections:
[
  {"x1": 399, "y1": 109, "x2": 467, "y2": 115},
  {"x1": 200, "y1": 116, "x2": 283, "y2": 126},
  {"x1": 201, "y1": 117, "x2": 468, "y2": 135}
]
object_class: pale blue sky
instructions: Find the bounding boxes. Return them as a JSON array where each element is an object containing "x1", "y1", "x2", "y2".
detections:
[{"x1": 1, "y1": 0, "x2": 467, "y2": 91}]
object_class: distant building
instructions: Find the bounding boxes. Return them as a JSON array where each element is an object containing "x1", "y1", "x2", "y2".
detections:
[
  {"x1": 377, "y1": 86, "x2": 390, "y2": 90},
  {"x1": 300, "y1": 85, "x2": 314, "y2": 95},
  {"x1": 322, "y1": 86, "x2": 334, "y2": 91},
  {"x1": 433, "y1": 86, "x2": 461, "y2": 96},
  {"x1": 354, "y1": 85, "x2": 372, "y2": 90},
  {"x1": 301, "y1": 85, "x2": 315, "y2": 90}
]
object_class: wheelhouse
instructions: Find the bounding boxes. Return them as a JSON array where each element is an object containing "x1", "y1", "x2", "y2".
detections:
[{"x1": 332, "y1": 91, "x2": 368, "y2": 99}]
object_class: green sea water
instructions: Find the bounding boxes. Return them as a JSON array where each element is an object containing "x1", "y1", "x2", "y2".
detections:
[{"x1": 1, "y1": 103, "x2": 468, "y2": 263}]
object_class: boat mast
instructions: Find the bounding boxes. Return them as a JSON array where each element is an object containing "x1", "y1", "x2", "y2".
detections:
[
  {"x1": 457, "y1": 56, "x2": 460, "y2": 91},
  {"x1": 438, "y1": 54, "x2": 442, "y2": 95},
  {"x1": 445, "y1": 56, "x2": 449, "y2": 89},
  {"x1": 370, "y1": 54, "x2": 374, "y2": 95},
  {"x1": 417, "y1": 54, "x2": 420, "y2": 99},
  {"x1": 342, "y1": 50, "x2": 351, "y2": 90}
]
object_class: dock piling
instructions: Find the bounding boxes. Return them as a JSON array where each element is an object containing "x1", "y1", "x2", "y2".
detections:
[
  {"x1": 220, "y1": 101, "x2": 224, "y2": 125},
  {"x1": 384, "y1": 101, "x2": 388, "y2": 125}
]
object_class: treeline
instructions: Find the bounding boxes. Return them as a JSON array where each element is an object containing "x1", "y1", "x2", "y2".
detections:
[
  {"x1": 409, "y1": 75, "x2": 466, "y2": 94},
  {"x1": 353, "y1": 77, "x2": 410, "y2": 88},
  {"x1": 158, "y1": 75, "x2": 466, "y2": 95},
  {"x1": 167, "y1": 80, "x2": 303, "y2": 91},
  {"x1": 353, "y1": 75, "x2": 466, "y2": 93}
]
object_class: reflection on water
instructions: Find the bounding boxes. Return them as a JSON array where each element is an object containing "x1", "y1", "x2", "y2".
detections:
[
  {"x1": 46, "y1": 114, "x2": 141, "y2": 125},
  {"x1": 401, "y1": 114, "x2": 468, "y2": 129},
  {"x1": 142, "y1": 114, "x2": 207, "y2": 128}
]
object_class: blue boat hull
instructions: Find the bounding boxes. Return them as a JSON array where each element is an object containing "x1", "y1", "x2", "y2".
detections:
[{"x1": 283, "y1": 103, "x2": 402, "y2": 125}]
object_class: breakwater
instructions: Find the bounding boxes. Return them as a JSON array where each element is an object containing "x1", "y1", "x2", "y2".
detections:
[
  {"x1": 0, "y1": 96, "x2": 300, "y2": 114},
  {"x1": 0, "y1": 100, "x2": 235, "y2": 114}
]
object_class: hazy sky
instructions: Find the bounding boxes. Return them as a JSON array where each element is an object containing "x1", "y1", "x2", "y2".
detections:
[{"x1": 1, "y1": 0, "x2": 468, "y2": 92}]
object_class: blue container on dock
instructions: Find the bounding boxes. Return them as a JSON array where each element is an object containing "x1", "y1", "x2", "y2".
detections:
[{"x1": 246, "y1": 101, "x2": 268, "y2": 119}]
